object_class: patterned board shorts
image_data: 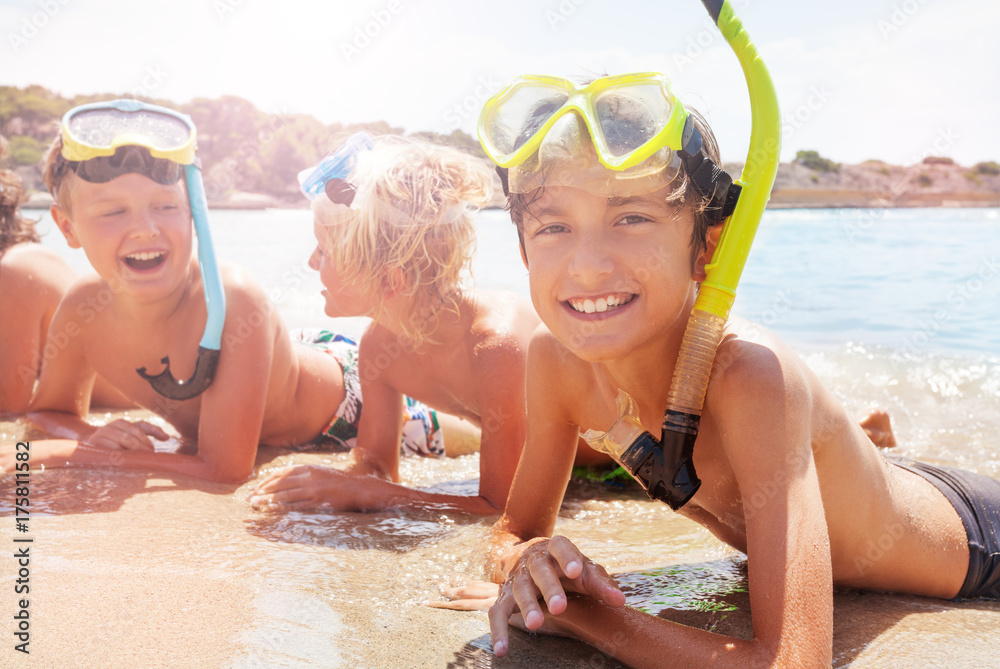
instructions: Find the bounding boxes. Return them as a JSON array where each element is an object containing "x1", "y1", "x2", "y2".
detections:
[{"x1": 294, "y1": 330, "x2": 444, "y2": 457}]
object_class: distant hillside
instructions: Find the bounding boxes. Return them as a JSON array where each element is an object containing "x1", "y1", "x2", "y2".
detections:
[
  {"x1": 4, "y1": 86, "x2": 998, "y2": 210},
  {"x1": 1, "y1": 84, "x2": 485, "y2": 208},
  {"x1": 733, "y1": 155, "x2": 1000, "y2": 209}
]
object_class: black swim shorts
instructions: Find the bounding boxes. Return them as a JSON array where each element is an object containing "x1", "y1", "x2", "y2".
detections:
[{"x1": 892, "y1": 458, "x2": 1000, "y2": 600}]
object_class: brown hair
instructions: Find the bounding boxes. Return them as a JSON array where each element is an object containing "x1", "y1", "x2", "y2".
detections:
[
  {"x1": 506, "y1": 108, "x2": 723, "y2": 266},
  {"x1": 0, "y1": 135, "x2": 40, "y2": 254},
  {"x1": 41, "y1": 135, "x2": 75, "y2": 212}
]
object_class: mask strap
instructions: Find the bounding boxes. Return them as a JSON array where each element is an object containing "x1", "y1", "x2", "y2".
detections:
[
  {"x1": 678, "y1": 117, "x2": 741, "y2": 224},
  {"x1": 496, "y1": 165, "x2": 510, "y2": 197}
]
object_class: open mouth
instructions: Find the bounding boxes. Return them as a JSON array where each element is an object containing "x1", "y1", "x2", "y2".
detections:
[
  {"x1": 123, "y1": 251, "x2": 167, "y2": 271},
  {"x1": 566, "y1": 293, "x2": 636, "y2": 314}
]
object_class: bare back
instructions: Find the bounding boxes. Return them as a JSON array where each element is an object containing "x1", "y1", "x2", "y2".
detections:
[{"x1": 553, "y1": 316, "x2": 969, "y2": 599}]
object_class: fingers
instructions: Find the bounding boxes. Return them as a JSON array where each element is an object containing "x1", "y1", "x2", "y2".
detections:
[
  {"x1": 424, "y1": 597, "x2": 494, "y2": 612},
  {"x1": 249, "y1": 487, "x2": 304, "y2": 510},
  {"x1": 253, "y1": 466, "x2": 305, "y2": 494},
  {"x1": 545, "y1": 536, "x2": 625, "y2": 608},
  {"x1": 488, "y1": 586, "x2": 517, "y2": 657},
  {"x1": 548, "y1": 535, "x2": 585, "y2": 578},
  {"x1": 439, "y1": 581, "x2": 500, "y2": 600},
  {"x1": 580, "y1": 562, "x2": 626, "y2": 607},
  {"x1": 135, "y1": 420, "x2": 171, "y2": 441},
  {"x1": 85, "y1": 419, "x2": 168, "y2": 451},
  {"x1": 526, "y1": 548, "x2": 569, "y2": 616}
]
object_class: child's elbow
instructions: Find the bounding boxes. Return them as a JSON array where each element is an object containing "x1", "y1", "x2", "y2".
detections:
[{"x1": 204, "y1": 460, "x2": 254, "y2": 484}]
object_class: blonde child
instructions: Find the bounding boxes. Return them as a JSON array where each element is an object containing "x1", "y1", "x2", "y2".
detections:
[{"x1": 250, "y1": 136, "x2": 608, "y2": 514}]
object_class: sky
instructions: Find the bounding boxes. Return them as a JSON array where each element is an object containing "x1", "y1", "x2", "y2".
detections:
[{"x1": 2, "y1": 0, "x2": 998, "y2": 167}]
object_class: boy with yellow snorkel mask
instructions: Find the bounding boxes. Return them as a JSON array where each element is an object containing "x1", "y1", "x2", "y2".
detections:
[
  {"x1": 456, "y1": 1, "x2": 1000, "y2": 665},
  {"x1": 6, "y1": 100, "x2": 437, "y2": 482}
]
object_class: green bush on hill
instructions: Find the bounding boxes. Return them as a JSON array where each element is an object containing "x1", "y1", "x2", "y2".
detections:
[
  {"x1": 975, "y1": 161, "x2": 1000, "y2": 175},
  {"x1": 794, "y1": 150, "x2": 840, "y2": 173},
  {"x1": 6, "y1": 135, "x2": 46, "y2": 166}
]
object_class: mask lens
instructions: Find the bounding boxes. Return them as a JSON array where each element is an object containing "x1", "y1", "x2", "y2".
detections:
[
  {"x1": 72, "y1": 146, "x2": 182, "y2": 184},
  {"x1": 483, "y1": 85, "x2": 570, "y2": 155},
  {"x1": 66, "y1": 108, "x2": 192, "y2": 154},
  {"x1": 594, "y1": 83, "x2": 672, "y2": 157}
]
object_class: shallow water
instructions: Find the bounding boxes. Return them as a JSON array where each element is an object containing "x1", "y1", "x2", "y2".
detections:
[{"x1": 5, "y1": 207, "x2": 1000, "y2": 666}]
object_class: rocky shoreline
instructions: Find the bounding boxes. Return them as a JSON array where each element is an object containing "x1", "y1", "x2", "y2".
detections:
[{"x1": 20, "y1": 159, "x2": 1000, "y2": 211}]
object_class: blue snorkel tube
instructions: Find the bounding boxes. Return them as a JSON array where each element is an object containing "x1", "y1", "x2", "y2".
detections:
[{"x1": 136, "y1": 160, "x2": 226, "y2": 400}]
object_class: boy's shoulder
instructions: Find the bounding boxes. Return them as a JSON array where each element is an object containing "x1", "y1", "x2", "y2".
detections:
[
  {"x1": 469, "y1": 290, "x2": 539, "y2": 340},
  {"x1": 707, "y1": 318, "x2": 812, "y2": 417},
  {"x1": 0, "y1": 243, "x2": 75, "y2": 293}
]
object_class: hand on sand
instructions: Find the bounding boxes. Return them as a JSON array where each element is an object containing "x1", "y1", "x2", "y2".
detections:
[
  {"x1": 250, "y1": 464, "x2": 360, "y2": 511},
  {"x1": 426, "y1": 580, "x2": 499, "y2": 611},
  {"x1": 84, "y1": 419, "x2": 170, "y2": 451},
  {"x1": 488, "y1": 535, "x2": 625, "y2": 657}
]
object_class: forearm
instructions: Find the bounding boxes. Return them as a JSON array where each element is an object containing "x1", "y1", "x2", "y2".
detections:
[
  {"x1": 557, "y1": 595, "x2": 773, "y2": 669},
  {"x1": 23, "y1": 439, "x2": 249, "y2": 483},
  {"x1": 351, "y1": 475, "x2": 501, "y2": 515},
  {"x1": 26, "y1": 410, "x2": 98, "y2": 441}
]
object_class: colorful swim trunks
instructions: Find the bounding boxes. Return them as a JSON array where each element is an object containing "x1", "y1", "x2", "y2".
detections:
[{"x1": 294, "y1": 330, "x2": 445, "y2": 457}]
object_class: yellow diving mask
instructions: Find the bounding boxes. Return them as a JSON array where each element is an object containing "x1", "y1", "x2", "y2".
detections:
[{"x1": 479, "y1": 72, "x2": 740, "y2": 218}]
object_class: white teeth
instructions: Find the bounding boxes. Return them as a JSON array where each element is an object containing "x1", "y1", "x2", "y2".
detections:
[
  {"x1": 127, "y1": 251, "x2": 164, "y2": 261},
  {"x1": 569, "y1": 295, "x2": 632, "y2": 313}
]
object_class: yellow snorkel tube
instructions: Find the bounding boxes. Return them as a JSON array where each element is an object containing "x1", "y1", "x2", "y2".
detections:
[{"x1": 582, "y1": 0, "x2": 780, "y2": 509}]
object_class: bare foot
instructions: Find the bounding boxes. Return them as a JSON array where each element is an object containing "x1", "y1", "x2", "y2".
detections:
[{"x1": 861, "y1": 409, "x2": 896, "y2": 448}]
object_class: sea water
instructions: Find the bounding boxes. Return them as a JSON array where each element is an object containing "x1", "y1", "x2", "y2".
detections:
[{"x1": 9, "y1": 206, "x2": 1000, "y2": 666}]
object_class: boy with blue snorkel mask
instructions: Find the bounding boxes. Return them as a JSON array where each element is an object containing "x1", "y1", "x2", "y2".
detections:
[
  {"x1": 455, "y1": 3, "x2": 1000, "y2": 665},
  {"x1": 5, "y1": 100, "x2": 434, "y2": 482}
]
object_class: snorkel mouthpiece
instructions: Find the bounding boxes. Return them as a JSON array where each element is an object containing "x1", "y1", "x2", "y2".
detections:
[
  {"x1": 136, "y1": 346, "x2": 220, "y2": 400},
  {"x1": 583, "y1": 391, "x2": 701, "y2": 510}
]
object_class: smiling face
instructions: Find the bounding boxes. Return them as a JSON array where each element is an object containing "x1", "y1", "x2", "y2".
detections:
[
  {"x1": 520, "y1": 185, "x2": 709, "y2": 363},
  {"x1": 52, "y1": 172, "x2": 194, "y2": 300}
]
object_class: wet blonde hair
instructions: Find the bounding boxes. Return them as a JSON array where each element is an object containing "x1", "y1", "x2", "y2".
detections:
[{"x1": 313, "y1": 136, "x2": 493, "y2": 344}]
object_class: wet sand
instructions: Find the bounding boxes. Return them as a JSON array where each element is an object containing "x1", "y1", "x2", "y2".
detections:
[{"x1": 3, "y1": 411, "x2": 1000, "y2": 668}]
